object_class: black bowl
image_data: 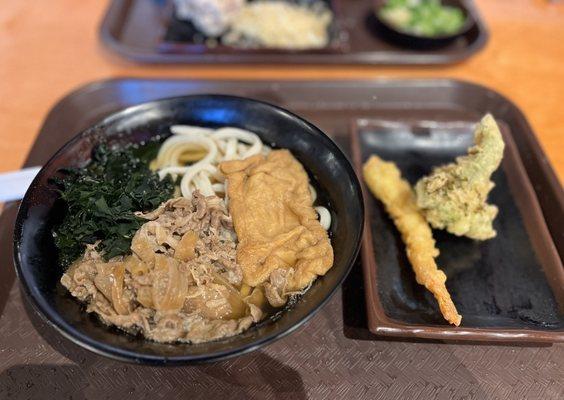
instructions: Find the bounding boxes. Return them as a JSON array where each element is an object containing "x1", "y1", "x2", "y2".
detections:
[
  {"x1": 372, "y1": 0, "x2": 476, "y2": 48},
  {"x1": 13, "y1": 95, "x2": 364, "y2": 365}
]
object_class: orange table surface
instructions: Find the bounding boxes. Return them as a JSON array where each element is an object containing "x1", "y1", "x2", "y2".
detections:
[{"x1": 0, "y1": 0, "x2": 562, "y2": 182}]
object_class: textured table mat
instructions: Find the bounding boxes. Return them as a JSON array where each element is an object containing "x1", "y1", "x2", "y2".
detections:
[
  {"x1": 1, "y1": 79, "x2": 563, "y2": 399},
  {"x1": 0, "y1": 222, "x2": 564, "y2": 399},
  {"x1": 2, "y1": 193, "x2": 563, "y2": 400}
]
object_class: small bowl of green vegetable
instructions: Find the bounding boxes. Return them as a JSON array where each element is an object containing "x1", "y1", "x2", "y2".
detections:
[{"x1": 373, "y1": 0, "x2": 475, "y2": 47}]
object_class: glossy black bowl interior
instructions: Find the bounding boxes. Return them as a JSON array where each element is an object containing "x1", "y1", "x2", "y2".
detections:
[
  {"x1": 372, "y1": 0, "x2": 476, "y2": 48},
  {"x1": 13, "y1": 95, "x2": 364, "y2": 365}
]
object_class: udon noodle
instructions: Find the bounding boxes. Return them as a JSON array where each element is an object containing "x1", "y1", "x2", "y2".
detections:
[{"x1": 152, "y1": 125, "x2": 331, "y2": 230}]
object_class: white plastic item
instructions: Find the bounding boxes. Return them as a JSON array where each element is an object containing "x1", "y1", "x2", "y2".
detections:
[{"x1": 0, "y1": 166, "x2": 42, "y2": 202}]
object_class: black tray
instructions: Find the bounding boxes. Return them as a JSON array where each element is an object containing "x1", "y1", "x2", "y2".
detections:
[
  {"x1": 99, "y1": 0, "x2": 489, "y2": 64},
  {"x1": 1, "y1": 78, "x2": 563, "y2": 399}
]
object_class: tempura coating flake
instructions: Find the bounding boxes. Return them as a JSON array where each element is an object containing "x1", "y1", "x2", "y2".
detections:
[
  {"x1": 363, "y1": 155, "x2": 462, "y2": 326},
  {"x1": 415, "y1": 114, "x2": 505, "y2": 240}
]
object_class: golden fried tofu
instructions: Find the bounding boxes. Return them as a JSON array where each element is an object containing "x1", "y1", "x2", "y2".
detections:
[{"x1": 220, "y1": 150, "x2": 333, "y2": 292}]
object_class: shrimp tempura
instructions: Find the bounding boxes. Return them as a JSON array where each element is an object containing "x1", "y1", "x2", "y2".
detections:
[{"x1": 363, "y1": 156, "x2": 462, "y2": 326}]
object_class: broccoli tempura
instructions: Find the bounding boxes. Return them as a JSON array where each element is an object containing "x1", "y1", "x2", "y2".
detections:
[{"x1": 415, "y1": 114, "x2": 505, "y2": 240}]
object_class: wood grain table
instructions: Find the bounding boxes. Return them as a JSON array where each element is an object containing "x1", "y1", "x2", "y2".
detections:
[
  {"x1": 0, "y1": 1, "x2": 563, "y2": 399},
  {"x1": 0, "y1": 0, "x2": 563, "y2": 179}
]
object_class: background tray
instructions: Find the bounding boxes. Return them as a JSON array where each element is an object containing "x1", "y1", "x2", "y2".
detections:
[
  {"x1": 99, "y1": 0, "x2": 488, "y2": 64},
  {"x1": 1, "y1": 79, "x2": 563, "y2": 399},
  {"x1": 351, "y1": 119, "x2": 563, "y2": 342}
]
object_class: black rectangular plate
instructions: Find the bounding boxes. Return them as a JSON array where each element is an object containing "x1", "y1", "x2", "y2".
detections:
[
  {"x1": 356, "y1": 120, "x2": 563, "y2": 332},
  {"x1": 162, "y1": 0, "x2": 344, "y2": 53}
]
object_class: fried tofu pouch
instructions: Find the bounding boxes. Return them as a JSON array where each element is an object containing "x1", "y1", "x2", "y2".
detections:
[
  {"x1": 220, "y1": 150, "x2": 334, "y2": 294},
  {"x1": 363, "y1": 155, "x2": 462, "y2": 326},
  {"x1": 415, "y1": 114, "x2": 505, "y2": 240}
]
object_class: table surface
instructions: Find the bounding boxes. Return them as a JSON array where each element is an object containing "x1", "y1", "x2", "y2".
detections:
[
  {"x1": 0, "y1": 0, "x2": 563, "y2": 180},
  {"x1": 0, "y1": 1, "x2": 563, "y2": 399}
]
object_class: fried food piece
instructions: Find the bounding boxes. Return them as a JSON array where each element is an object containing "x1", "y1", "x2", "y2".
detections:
[
  {"x1": 415, "y1": 114, "x2": 505, "y2": 240},
  {"x1": 220, "y1": 150, "x2": 333, "y2": 299},
  {"x1": 363, "y1": 155, "x2": 461, "y2": 326}
]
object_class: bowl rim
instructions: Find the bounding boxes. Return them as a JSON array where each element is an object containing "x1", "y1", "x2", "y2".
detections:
[
  {"x1": 373, "y1": 0, "x2": 476, "y2": 41},
  {"x1": 13, "y1": 94, "x2": 364, "y2": 365}
]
